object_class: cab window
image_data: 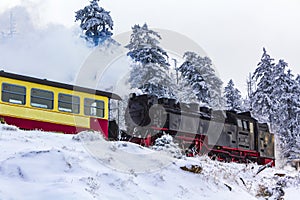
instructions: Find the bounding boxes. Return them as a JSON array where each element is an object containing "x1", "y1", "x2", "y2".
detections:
[
  {"x1": 243, "y1": 120, "x2": 249, "y2": 131},
  {"x1": 1, "y1": 83, "x2": 26, "y2": 105},
  {"x1": 237, "y1": 119, "x2": 243, "y2": 128},
  {"x1": 31, "y1": 88, "x2": 54, "y2": 109},
  {"x1": 238, "y1": 119, "x2": 251, "y2": 132},
  {"x1": 84, "y1": 98, "x2": 104, "y2": 118},
  {"x1": 249, "y1": 122, "x2": 254, "y2": 133},
  {"x1": 58, "y1": 93, "x2": 80, "y2": 114}
]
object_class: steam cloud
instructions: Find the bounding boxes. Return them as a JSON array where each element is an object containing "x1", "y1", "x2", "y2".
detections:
[{"x1": 0, "y1": 5, "x2": 91, "y2": 84}]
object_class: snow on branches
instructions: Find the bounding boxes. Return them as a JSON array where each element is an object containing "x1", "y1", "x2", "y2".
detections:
[
  {"x1": 251, "y1": 48, "x2": 300, "y2": 164},
  {"x1": 224, "y1": 79, "x2": 242, "y2": 112},
  {"x1": 178, "y1": 51, "x2": 223, "y2": 108},
  {"x1": 126, "y1": 23, "x2": 174, "y2": 98},
  {"x1": 75, "y1": 0, "x2": 114, "y2": 46}
]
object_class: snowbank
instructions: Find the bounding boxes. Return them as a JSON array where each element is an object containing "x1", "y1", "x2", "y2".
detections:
[{"x1": 0, "y1": 124, "x2": 299, "y2": 199}]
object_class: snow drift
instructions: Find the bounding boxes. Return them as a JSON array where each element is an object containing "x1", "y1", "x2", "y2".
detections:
[{"x1": 0, "y1": 124, "x2": 299, "y2": 200}]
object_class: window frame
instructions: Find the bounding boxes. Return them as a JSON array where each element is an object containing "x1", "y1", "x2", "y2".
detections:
[
  {"x1": 84, "y1": 98, "x2": 105, "y2": 118},
  {"x1": 58, "y1": 93, "x2": 80, "y2": 114},
  {"x1": 1, "y1": 83, "x2": 26, "y2": 105},
  {"x1": 30, "y1": 88, "x2": 54, "y2": 110}
]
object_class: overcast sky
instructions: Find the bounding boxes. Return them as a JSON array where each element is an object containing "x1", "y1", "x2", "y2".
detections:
[{"x1": 1, "y1": 0, "x2": 300, "y2": 96}]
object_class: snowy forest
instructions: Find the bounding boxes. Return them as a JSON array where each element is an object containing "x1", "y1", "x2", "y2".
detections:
[{"x1": 1, "y1": 0, "x2": 299, "y2": 167}]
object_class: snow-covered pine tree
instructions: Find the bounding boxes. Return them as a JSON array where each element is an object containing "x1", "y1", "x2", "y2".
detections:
[
  {"x1": 178, "y1": 51, "x2": 223, "y2": 108},
  {"x1": 273, "y1": 67, "x2": 300, "y2": 162},
  {"x1": 224, "y1": 79, "x2": 242, "y2": 112},
  {"x1": 284, "y1": 71, "x2": 300, "y2": 139},
  {"x1": 252, "y1": 49, "x2": 300, "y2": 164},
  {"x1": 252, "y1": 52, "x2": 298, "y2": 135},
  {"x1": 294, "y1": 75, "x2": 300, "y2": 135},
  {"x1": 197, "y1": 56, "x2": 223, "y2": 109},
  {"x1": 178, "y1": 52, "x2": 208, "y2": 104},
  {"x1": 125, "y1": 23, "x2": 174, "y2": 98},
  {"x1": 75, "y1": 0, "x2": 114, "y2": 46},
  {"x1": 251, "y1": 48, "x2": 276, "y2": 124},
  {"x1": 282, "y1": 71, "x2": 300, "y2": 163},
  {"x1": 272, "y1": 60, "x2": 291, "y2": 135}
]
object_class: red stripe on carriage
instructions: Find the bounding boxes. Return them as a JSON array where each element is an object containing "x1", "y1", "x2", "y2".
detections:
[{"x1": 1, "y1": 115, "x2": 108, "y2": 136}]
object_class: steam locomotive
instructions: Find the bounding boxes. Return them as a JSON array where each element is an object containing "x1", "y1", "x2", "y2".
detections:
[
  {"x1": 0, "y1": 70, "x2": 275, "y2": 166},
  {"x1": 121, "y1": 93, "x2": 275, "y2": 166}
]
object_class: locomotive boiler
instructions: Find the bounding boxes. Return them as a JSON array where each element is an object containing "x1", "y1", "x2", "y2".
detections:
[{"x1": 123, "y1": 93, "x2": 275, "y2": 166}]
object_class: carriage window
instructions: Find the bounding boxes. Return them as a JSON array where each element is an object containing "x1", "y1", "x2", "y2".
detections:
[
  {"x1": 58, "y1": 93, "x2": 80, "y2": 114},
  {"x1": 1, "y1": 83, "x2": 26, "y2": 105},
  {"x1": 84, "y1": 98, "x2": 104, "y2": 118},
  {"x1": 31, "y1": 88, "x2": 53, "y2": 109}
]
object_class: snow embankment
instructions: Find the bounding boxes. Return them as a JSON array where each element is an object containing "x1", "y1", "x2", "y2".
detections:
[{"x1": 0, "y1": 123, "x2": 299, "y2": 200}]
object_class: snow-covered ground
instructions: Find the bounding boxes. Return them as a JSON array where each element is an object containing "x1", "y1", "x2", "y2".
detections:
[{"x1": 0, "y1": 124, "x2": 299, "y2": 200}]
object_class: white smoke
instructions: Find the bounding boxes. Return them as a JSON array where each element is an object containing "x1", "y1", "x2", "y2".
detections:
[{"x1": 0, "y1": 5, "x2": 91, "y2": 84}]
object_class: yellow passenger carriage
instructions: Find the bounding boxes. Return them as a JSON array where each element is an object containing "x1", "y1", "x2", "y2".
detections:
[{"x1": 0, "y1": 70, "x2": 121, "y2": 137}]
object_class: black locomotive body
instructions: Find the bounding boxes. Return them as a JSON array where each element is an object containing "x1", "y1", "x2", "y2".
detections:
[{"x1": 123, "y1": 93, "x2": 275, "y2": 166}]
